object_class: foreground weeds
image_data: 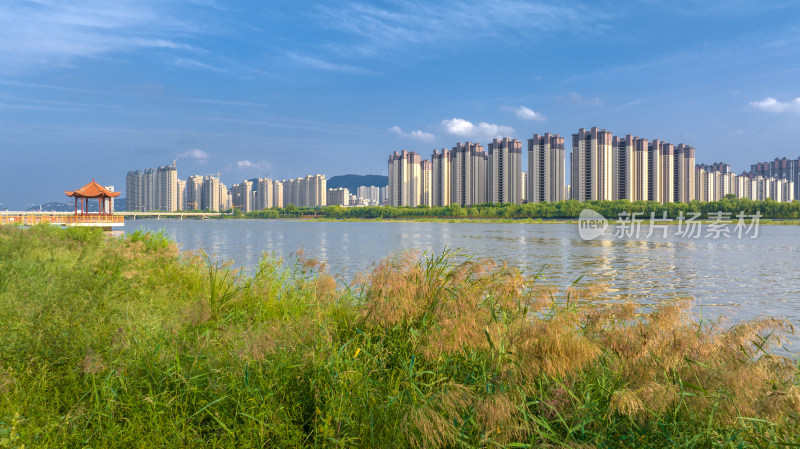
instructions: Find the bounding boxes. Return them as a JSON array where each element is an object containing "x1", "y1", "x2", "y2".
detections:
[{"x1": 0, "y1": 225, "x2": 798, "y2": 448}]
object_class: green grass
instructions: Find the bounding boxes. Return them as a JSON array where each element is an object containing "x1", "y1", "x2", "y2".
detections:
[{"x1": 0, "y1": 225, "x2": 798, "y2": 448}]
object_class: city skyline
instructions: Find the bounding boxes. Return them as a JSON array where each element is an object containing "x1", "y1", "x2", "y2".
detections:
[
  {"x1": 2, "y1": 1, "x2": 800, "y2": 209},
  {"x1": 389, "y1": 127, "x2": 796, "y2": 208}
]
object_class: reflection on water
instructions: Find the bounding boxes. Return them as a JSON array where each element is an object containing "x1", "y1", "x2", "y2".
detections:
[{"x1": 126, "y1": 219, "x2": 800, "y2": 338}]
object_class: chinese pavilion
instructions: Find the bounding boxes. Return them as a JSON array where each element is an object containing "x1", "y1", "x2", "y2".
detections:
[{"x1": 64, "y1": 179, "x2": 121, "y2": 215}]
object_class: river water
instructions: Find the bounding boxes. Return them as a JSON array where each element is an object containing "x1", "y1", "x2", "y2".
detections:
[{"x1": 125, "y1": 219, "x2": 800, "y2": 344}]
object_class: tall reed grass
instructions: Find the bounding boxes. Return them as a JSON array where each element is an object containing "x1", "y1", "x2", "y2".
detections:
[{"x1": 0, "y1": 225, "x2": 797, "y2": 447}]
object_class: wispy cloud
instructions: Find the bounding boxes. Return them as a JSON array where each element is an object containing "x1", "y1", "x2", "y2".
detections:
[
  {"x1": 510, "y1": 105, "x2": 546, "y2": 120},
  {"x1": 312, "y1": 1, "x2": 602, "y2": 59},
  {"x1": 171, "y1": 57, "x2": 226, "y2": 73},
  {"x1": 389, "y1": 125, "x2": 435, "y2": 141},
  {"x1": 179, "y1": 148, "x2": 209, "y2": 163},
  {"x1": 559, "y1": 91, "x2": 603, "y2": 106},
  {"x1": 441, "y1": 118, "x2": 514, "y2": 140},
  {"x1": 286, "y1": 52, "x2": 370, "y2": 73},
  {"x1": 0, "y1": 1, "x2": 202, "y2": 72},
  {"x1": 749, "y1": 96, "x2": 800, "y2": 113}
]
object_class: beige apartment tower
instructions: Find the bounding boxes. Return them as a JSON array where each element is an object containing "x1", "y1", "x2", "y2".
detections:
[
  {"x1": 674, "y1": 144, "x2": 696, "y2": 202},
  {"x1": 657, "y1": 142, "x2": 675, "y2": 204},
  {"x1": 571, "y1": 127, "x2": 613, "y2": 201},
  {"x1": 256, "y1": 178, "x2": 274, "y2": 210},
  {"x1": 528, "y1": 133, "x2": 565, "y2": 203},
  {"x1": 431, "y1": 149, "x2": 451, "y2": 207},
  {"x1": 450, "y1": 142, "x2": 487, "y2": 206},
  {"x1": 647, "y1": 140, "x2": 662, "y2": 203},
  {"x1": 488, "y1": 137, "x2": 522, "y2": 204},
  {"x1": 612, "y1": 135, "x2": 648, "y2": 202},
  {"x1": 185, "y1": 175, "x2": 203, "y2": 210},
  {"x1": 201, "y1": 175, "x2": 220, "y2": 212},
  {"x1": 176, "y1": 179, "x2": 186, "y2": 211},
  {"x1": 421, "y1": 160, "x2": 432, "y2": 206},
  {"x1": 388, "y1": 150, "x2": 423, "y2": 206}
]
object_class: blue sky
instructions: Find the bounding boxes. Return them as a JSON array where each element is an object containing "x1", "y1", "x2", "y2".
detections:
[{"x1": 1, "y1": 0, "x2": 800, "y2": 209}]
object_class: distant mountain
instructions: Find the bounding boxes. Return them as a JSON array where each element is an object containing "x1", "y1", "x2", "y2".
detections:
[
  {"x1": 327, "y1": 174, "x2": 387, "y2": 193},
  {"x1": 26, "y1": 202, "x2": 73, "y2": 212},
  {"x1": 26, "y1": 198, "x2": 127, "y2": 212}
]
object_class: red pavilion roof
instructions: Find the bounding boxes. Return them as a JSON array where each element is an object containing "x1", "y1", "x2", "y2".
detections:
[{"x1": 65, "y1": 179, "x2": 121, "y2": 198}]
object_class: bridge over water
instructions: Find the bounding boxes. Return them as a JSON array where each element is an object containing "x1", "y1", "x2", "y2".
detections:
[{"x1": 0, "y1": 211, "x2": 225, "y2": 227}]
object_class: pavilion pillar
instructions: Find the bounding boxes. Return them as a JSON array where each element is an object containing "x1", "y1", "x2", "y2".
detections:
[{"x1": 74, "y1": 197, "x2": 78, "y2": 215}]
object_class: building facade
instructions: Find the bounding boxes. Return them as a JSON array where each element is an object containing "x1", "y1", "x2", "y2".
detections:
[
  {"x1": 388, "y1": 150, "x2": 423, "y2": 207},
  {"x1": 571, "y1": 127, "x2": 613, "y2": 201},
  {"x1": 431, "y1": 149, "x2": 451, "y2": 207},
  {"x1": 528, "y1": 133, "x2": 565, "y2": 203}
]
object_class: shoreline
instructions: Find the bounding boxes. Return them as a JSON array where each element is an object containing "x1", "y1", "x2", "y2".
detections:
[{"x1": 126, "y1": 215, "x2": 800, "y2": 225}]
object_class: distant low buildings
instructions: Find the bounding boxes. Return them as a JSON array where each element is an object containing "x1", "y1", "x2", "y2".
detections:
[{"x1": 327, "y1": 187, "x2": 349, "y2": 206}]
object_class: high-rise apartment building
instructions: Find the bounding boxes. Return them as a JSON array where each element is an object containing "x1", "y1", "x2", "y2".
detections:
[
  {"x1": 674, "y1": 144, "x2": 696, "y2": 202},
  {"x1": 431, "y1": 149, "x2": 451, "y2": 207},
  {"x1": 155, "y1": 165, "x2": 178, "y2": 211},
  {"x1": 231, "y1": 180, "x2": 253, "y2": 212},
  {"x1": 186, "y1": 175, "x2": 203, "y2": 210},
  {"x1": 327, "y1": 188, "x2": 349, "y2": 206},
  {"x1": 649, "y1": 140, "x2": 675, "y2": 204},
  {"x1": 488, "y1": 137, "x2": 522, "y2": 204},
  {"x1": 388, "y1": 150, "x2": 423, "y2": 206},
  {"x1": 273, "y1": 181, "x2": 284, "y2": 208},
  {"x1": 528, "y1": 133, "x2": 565, "y2": 203},
  {"x1": 219, "y1": 183, "x2": 230, "y2": 211},
  {"x1": 143, "y1": 168, "x2": 156, "y2": 211},
  {"x1": 255, "y1": 178, "x2": 274, "y2": 210},
  {"x1": 612, "y1": 135, "x2": 648, "y2": 202},
  {"x1": 356, "y1": 186, "x2": 381, "y2": 205},
  {"x1": 421, "y1": 160, "x2": 432, "y2": 206},
  {"x1": 125, "y1": 170, "x2": 143, "y2": 211},
  {"x1": 520, "y1": 171, "x2": 528, "y2": 202},
  {"x1": 450, "y1": 142, "x2": 487, "y2": 206},
  {"x1": 201, "y1": 175, "x2": 220, "y2": 211},
  {"x1": 749, "y1": 157, "x2": 800, "y2": 200},
  {"x1": 305, "y1": 174, "x2": 327, "y2": 207},
  {"x1": 125, "y1": 163, "x2": 179, "y2": 211},
  {"x1": 176, "y1": 179, "x2": 186, "y2": 211},
  {"x1": 279, "y1": 174, "x2": 327, "y2": 207},
  {"x1": 571, "y1": 127, "x2": 613, "y2": 201}
]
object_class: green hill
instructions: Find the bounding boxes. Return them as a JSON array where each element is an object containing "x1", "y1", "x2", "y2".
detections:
[{"x1": 327, "y1": 174, "x2": 387, "y2": 193}]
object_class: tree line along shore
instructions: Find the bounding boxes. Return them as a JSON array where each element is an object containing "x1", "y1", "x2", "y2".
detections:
[
  {"x1": 216, "y1": 197, "x2": 800, "y2": 221},
  {"x1": 0, "y1": 225, "x2": 798, "y2": 447}
]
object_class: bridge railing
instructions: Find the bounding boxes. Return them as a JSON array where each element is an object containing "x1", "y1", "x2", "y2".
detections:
[{"x1": 0, "y1": 214, "x2": 125, "y2": 225}]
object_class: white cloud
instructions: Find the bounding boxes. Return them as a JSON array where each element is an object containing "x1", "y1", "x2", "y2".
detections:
[
  {"x1": 749, "y1": 97, "x2": 800, "y2": 113},
  {"x1": 513, "y1": 105, "x2": 545, "y2": 120},
  {"x1": 234, "y1": 160, "x2": 271, "y2": 171},
  {"x1": 389, "y1": 125, "x2": 435, "y2": 141},
  {"x1": 441, "y1": 118, "x2": 515, "y2": 140},
  {"x1": 179, "y1": 148, "x2": 209, "y2": 163}
]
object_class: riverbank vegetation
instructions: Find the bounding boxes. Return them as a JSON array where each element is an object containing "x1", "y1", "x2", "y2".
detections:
[
  {"x1": 1, "y1": 225, "x2": 799, "y2": 447},
  {"x1": 231, "y1": 197, "x2": 800, "y2": 221}
]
